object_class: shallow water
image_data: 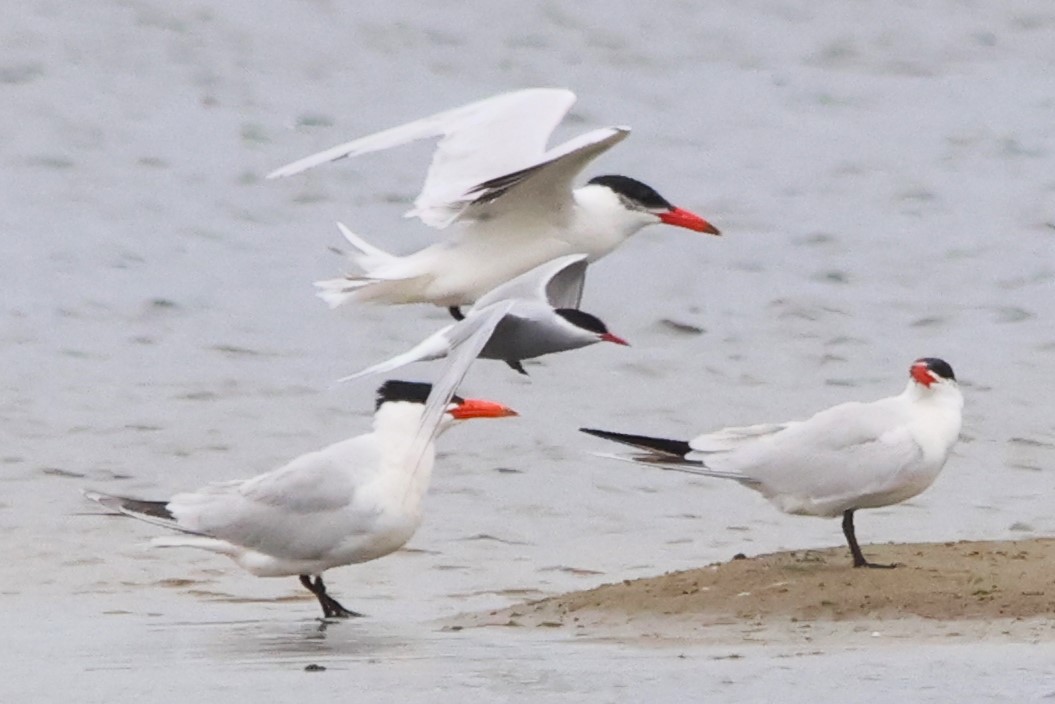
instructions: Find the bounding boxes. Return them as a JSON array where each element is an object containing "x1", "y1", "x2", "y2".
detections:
[
  {"x1": 5, "y1": 595, "x2": 1055, "y2": 703},
  {"x1": 3, "y1": 0, "x2": 1055, "y2": 701}
]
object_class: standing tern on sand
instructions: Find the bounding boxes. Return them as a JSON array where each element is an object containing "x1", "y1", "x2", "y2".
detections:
[
  {"x1": 84, "y1": 285, "x2": 516, "y2": 619},
  {"x1": 268, "y1": 88, "x2": 720, "y2": 313},
  {"x1": 337, "y1": 253, "x2": 627, "y2": 380},
  {"x1": 581, "y1": 358, "x2": 963, "y2": 568},
  {"x1": 85, "y1": 380, "x2": 516, "y2": 618}
]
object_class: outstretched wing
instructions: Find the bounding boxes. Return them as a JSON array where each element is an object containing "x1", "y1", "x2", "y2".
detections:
[
  {"x1": 335, "y1": 326, "x2": 456, "y2": 384},
  {"x1": 401, "y1": 300, "x2": 516, "y2": 502},
  {"x1": 470, "y1": 254, "x2": 588, "y2": 312},
  {"x1": 268, "y1": 89, "x2": 578, "y2": 227},
  {"x1": 451, "y1": 127, "x2": 628, "y2": 230},
  {"x1": 544, "y1": 255, "x2": 587, "y2": 309}
]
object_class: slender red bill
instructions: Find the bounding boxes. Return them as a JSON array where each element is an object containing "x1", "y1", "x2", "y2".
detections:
[
  {"x1": 910, "y1": 363, "x2": 935, "y2": 387},
  {"x1": 449, "y1": 398, "x2": 519, "y2": 420},
  {"x1": 601, "y1": 332, "x2": 630, "y2": 346},
  {"x1": 659, "y1": 207, "x2": 720, "y2": 235}
]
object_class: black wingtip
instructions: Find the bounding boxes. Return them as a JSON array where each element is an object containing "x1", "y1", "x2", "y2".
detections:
[
  {"x1": 579, "y1": 427, "x2": 692, "y2": 458},
  {"x1": 119, "y1": 498, "x2": 176, "y2": 521},
  {"x1": 85, "y1": 490, "x2": 175, "y2": 521}
]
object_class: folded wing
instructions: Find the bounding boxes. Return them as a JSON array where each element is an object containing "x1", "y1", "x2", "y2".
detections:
[
  {"x1": 157, "y1": 436, "x2": 383, "y2": 559},
  {"x1": 708, "y1": 400, "x2": 924, "y2": 514}
]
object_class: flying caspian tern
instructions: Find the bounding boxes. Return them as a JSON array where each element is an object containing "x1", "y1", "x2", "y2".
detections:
[
  {"x1": 581, "y1": 358, "x2": 963, "y2": 568},
  {"x1": 267, "y1": 88, "x2": 720, "y2": 313},
  {"x1": 85, "y1": 380, "x2": 517, "y2": 619},
  {"x1": 337, "y1": 253, "x2": 627, "y2": 380}
]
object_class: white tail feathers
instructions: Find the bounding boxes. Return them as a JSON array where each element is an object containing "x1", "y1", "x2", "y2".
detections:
[
  {"x1": 151, "y1": 535, "x2": 239, "y2": 554},
  {"x1": 335, "y1": 222, "x2": 395, "y2": 267},
  {"x1": 589, "y1": 452, "x2": 750, "y2": 482},
  {"x1": 313, "y1": 222, "x2": 403, "y2": 309},
  {"x1": 333, "y1": 221, "x2": 399, "y2": 279},
  {"x1": 314, "y1": 276, "x2": 376, "y2": 309}
]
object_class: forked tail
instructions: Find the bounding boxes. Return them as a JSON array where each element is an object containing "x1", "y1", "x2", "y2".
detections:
[
  {"x1": 83, "y1": 489, "x2": 206, "y2": 535},
  {"x1": 314, "y1": 222, "x2": 400, "y2": 308},
  {"x1": 579, "y1": 427, "x2": 692, "y2": 457},
  {"x1": 314, "y1": 276, "x2": 379, "y2": 309},
  {"x1": 579, "y1": 427, "x2": 750, "y2": 482},
  {"x1": 314, "y1": 222, "x2": 438, "y2": 308}
]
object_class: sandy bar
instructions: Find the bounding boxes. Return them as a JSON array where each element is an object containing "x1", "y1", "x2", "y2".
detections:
[{"x1": 448, "y1": 539, "x2": 1055, "y2": 646}]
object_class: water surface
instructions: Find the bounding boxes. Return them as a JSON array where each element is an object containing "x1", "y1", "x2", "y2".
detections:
[{"x1": 3, "y1": 1, "x2": 1054, "y2": 701}]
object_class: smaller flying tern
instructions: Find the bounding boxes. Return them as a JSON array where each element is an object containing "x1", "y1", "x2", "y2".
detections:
[{"x1": 336, "y1": 253, "x2": 628, "y2": 380}]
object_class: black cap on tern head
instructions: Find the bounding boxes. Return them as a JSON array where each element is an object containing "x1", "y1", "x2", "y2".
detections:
[
  {"x1": 587, "y1": 175, "x2": 673, "y2": 210},
  {"x1": 915, "y1": 358, "x2": 955, "y2": 381},
  {"x1": 554, "y1": 308, "x2": 609, "y2": 334},
  {"x1": 375, "y1": 380, "x2": 464, "y2": 410},
  {"x1": 554, "y1": 308, "x2": 629, "y2": 346},
  {"x1": 910, "y1": 358, "x2": 956, "y2": 388}
]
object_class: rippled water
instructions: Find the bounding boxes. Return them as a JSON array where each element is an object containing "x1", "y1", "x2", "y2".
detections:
[{"x1": 3, "y1": 1, "x2": 1054, "y2": 701}]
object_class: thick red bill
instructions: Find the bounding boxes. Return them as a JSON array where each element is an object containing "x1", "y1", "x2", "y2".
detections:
[
  {"x1": 659, "y1": 207, "x2": 720, "y2": 235},
  {"x1": 449, "y1": 398, "x2": 519, "y2": 420},
  {"x1": 601, "y1": 332, "x2": 630, "y2": 346},
  {"x1": 910, "y1": 363, "x2": 935, "y2": 387}
]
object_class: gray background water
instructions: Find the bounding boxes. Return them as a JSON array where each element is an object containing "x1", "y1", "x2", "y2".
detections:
[{"x1": 3, "y1": 1, "x2": 1054, "y2": 701}]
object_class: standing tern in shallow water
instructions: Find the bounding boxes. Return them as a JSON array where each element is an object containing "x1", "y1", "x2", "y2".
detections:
[
  {"x1": 85, "y1": 380, "x2": 517, "y2": 618},
  {"x1": 581, "y1": 358, "x2": 963, "y2": 568},
  {"x1": 268, "y1": 88, "x2": 720, "y2": 312},
  {"x1": 337, "y1": 253, "x2": 627, "y2": 380}
]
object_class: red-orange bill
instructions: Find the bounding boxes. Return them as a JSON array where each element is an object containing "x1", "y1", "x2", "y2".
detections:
[
  {"x1": 660, "y1": 207, "x2": 720, "y2": 235},
  {"x1": 449, "y1": 398, "x2": 519, "y2": 420},
  {"x1": 601, "y1": 332, "x2": 630, "y2": 346},
  {"x1": 910, "y1": 364, "x2": 935, "y2": 387}
]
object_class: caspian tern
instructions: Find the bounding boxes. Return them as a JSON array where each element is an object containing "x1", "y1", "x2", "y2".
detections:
[
  {"x1": 581, "y1": 358, "x2": 963, "y2": 568},
  {"x1": 337, "y1": 253, "x2": 627, "y2": 380},
  {"x1": 84, "y1": 380, "x2": 517, "y2": 618},
  {"x1": 267, "y1": 88, "x2": 720, "y2": 311}
]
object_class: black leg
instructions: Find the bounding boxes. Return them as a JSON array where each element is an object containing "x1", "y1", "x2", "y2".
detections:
[
  {"x1": 298, "y1": 574, "x2": 364, "y2": 618},
  {"x1": 842, "y1": 510, "x2": 896, "y2": 569},
  {"x1": 504, "y1": 359, "x2": 528, "y2": 375},
  {"x1": 447, "y1": 306, "x2": 465, "y2": 321}
]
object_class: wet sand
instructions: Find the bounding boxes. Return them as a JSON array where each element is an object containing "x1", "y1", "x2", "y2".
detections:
[{"x1": 452, "y1": 539, "x2": 1055, "y2": 645}]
